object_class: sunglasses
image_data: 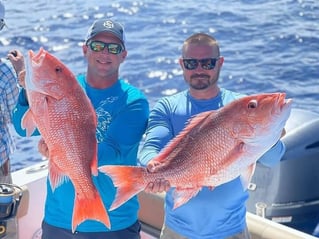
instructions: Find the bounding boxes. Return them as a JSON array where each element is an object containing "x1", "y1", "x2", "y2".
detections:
[
  {"x1": 182, "y1": 58, "x2": 219, "y2": 70},
  {"x1": 87, "y1": 40, "x2": 124, "y2": 54}
]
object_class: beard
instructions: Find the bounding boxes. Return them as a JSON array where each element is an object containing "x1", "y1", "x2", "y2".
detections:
[{"x1": 189, "y1": 74, "x2": 218, "y2": 90}]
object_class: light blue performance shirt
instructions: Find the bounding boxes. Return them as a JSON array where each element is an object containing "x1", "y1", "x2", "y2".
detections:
[
  {"x1": 13, "y1": 75, "x2": 149, "y2": 232},
  {"x1": 139, "y1": 88, "x2": 285, "y2": 239}
]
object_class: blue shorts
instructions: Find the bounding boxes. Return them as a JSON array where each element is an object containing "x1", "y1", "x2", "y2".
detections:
[{"x1": 41, "y1": 220, "x2": 141, "y2": 239}]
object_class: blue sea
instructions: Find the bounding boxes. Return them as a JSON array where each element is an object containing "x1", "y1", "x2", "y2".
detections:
[{"x1": 0, "y1": 0, "x2": 318, "y2": 235}]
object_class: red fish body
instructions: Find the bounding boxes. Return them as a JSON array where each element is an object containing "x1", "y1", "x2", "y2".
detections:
[
  {"x1": 100, "y1": 93, "x2": 292, "y2": 210},
  {"x1": 22, "y1": 48, "x2": 110, "y2": 232}
]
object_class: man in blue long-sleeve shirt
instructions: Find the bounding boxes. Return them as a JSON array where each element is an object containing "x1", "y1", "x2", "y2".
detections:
[
  {"x1": 11, "y1": 19, "x2": 149, "y2": 239},
  {"x1": 139, "y1": 33, "x2": 286, "y2": 239}
]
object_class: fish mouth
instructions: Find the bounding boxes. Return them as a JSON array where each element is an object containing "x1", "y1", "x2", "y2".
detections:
[
  {"x1": 28, "y1": 47, "x2": 46, "y2": 65},
  {"x1": 271, "y1": 93, "x2": 292, "y2": 132},
  {"x1": 25, "y1": 47, "x2": 50, "y2": 94},
  {"x1": 276, "y1": 93, "x2": 292, "y2": 113}
]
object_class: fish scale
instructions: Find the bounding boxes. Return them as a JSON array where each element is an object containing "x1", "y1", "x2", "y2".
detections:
[
  {"x1": 22, "y1": 47, "x2": 111, "y2": 232},
  {"x1": 100, "y1": 92, "x2": 292, "y2": 211}
]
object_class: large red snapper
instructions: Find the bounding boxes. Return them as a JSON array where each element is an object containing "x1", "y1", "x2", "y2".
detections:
[
  {"x1": 99, "y1": 93, "x2": 292, "y2": 210},
  {"x1": 22, "y1": 48, "x2": 110, "y2": 232}
]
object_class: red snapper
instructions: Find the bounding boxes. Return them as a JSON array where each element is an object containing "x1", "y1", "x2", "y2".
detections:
[
  {"x1": 22, "y1": 48, "x2": 110, "y2": 232},
  {"x1": 99, "y1": 93, "x2": 292, "y2": 210}
]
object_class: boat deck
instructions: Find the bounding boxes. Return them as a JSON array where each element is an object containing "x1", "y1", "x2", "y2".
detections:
[{"x1": 12, "y1": 161, "x2": 318, "y2": 239}]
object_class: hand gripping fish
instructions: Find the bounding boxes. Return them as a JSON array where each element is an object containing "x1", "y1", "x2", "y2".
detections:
[
  {"x1": 99, "y1": 93, "x2": 292, "y2": 211},
  {"x1": 21, "y1": 48, "x2": 110, "y2": 232}
]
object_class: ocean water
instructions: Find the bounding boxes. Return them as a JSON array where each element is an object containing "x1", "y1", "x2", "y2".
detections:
[{"x1": 0, "y1": 0, "x2": 318, "y2": 235}]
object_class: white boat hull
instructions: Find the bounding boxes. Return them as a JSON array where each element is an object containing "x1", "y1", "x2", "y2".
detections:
[{"x1": 11, "y1": 161, "x2": 317, "y2": 239}]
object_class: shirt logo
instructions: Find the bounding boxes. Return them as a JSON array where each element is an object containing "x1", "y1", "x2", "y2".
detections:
[{"x1": 95, "y1": 96, "x2": 118, "y2": 143}]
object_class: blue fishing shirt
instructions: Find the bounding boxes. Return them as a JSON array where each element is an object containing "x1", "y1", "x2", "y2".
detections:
[
  {"x1": 13, "y1": 75, "x2": 149, "y2": 232},
  {"x1": 139, "y1": 88, "x2": 285, "y2": 239},
  {"x1": 0, "y1": 59, "x2": 19, "y2": 165}
]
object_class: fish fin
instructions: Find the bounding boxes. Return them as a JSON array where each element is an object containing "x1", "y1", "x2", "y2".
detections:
[
  {"x1": 185, "y1": 110, "x2": 215, "y2": 128},
  {"x1": 99, "y1": 165, "x2": 146, "y2": 211},
  {"x1": 48, "y1": 159, "x2": 69, "y2": 191},
  {"x1": 72, "y1": 190, "x2": 110, "y2": 232},
  {"x1": 240, "y1": 163, "x2": 256, "y2": 190},
  {"x1": 21, "y1": 109, "x2": 37, "y2": 136},
  {"x1": 173, "y1": 187, "x2": 201, "y2": 209},
  {"x1": 90, "y1": 147, "x2": 98, "y2": 176},
  {"x1": 153, "y1": 111, "x2": 214, "y2": 165}
]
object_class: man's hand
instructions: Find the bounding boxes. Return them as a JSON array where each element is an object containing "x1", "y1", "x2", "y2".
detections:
[
  {"x1": 38, "y1": 138, "x2": 49, "y2": 159},
  {"x1": 281, "y1": 128, "x2": 286, "y2": 138},
  {"x1": 7, "y1": 49, "x2": 26, "y2": 88},
  {"x1": 146, "y1": 158, "x2": 165, "y2": 173},
  {"x1": 145, "y1": 178, "x2": 170, "y2": 193},
  {"x1": 145, "y1": 159, "x2": 170, "y2": 193}
]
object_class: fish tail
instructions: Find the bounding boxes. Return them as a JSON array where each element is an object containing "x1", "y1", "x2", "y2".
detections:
[
  {"x1": 72, "y1": 191, "x2": 110, "y2": 232},
  {"x1": 99, "y1": 165, "x2": 146, "y2": 211}
]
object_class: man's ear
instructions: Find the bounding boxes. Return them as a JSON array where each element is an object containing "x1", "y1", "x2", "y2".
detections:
[
  {"x1": 82, "y1": 44, "x2": 88, "y2": 56},
  {"x1": 120, "y1": 50, "x2": 127, "y2": 63}
]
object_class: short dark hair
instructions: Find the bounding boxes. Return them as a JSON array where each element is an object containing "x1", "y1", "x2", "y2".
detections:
[{"x1": 182, "y1": 33, "x2": 220, "y2": 56}]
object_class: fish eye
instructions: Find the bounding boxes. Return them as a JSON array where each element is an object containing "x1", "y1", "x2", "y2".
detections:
[
  {"x1": 248, "y1": 100, "x2": 258, "y2": 109},
  {"x1": 55, "y1": 66, "x2": 63, "y2": 73}
]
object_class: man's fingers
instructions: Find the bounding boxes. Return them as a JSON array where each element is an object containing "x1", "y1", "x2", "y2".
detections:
[
  {"x1": 38, "y1": 138, "x2": 49, "y2": 158},
  {"x1": 145, "y1": 179, "x2": 170, "y2": 193}
]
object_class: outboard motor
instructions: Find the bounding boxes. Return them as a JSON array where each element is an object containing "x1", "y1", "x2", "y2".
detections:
[
  {"x1": 0, "y1": 184, "x2": 23, "y2": 238},
  {"x1": 246, "y1": 108, "x2": 319, "y2": 235}
]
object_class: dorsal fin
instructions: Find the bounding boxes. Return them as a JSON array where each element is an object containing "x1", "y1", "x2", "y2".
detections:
[{"x1": 152, "y1": 110, "x2": 218, "y2": 165}]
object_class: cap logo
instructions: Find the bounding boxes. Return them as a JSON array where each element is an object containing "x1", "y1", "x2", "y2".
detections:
[{"x1": 103, "y1": 20, "x2": 114, "y2": 29}]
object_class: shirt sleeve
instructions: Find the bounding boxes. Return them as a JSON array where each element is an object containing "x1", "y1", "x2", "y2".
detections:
[
  {"x1": 99, "y1": 97, "x2": 149, "y2": 166},
  {"x1": 257, "y1": 140, "x2": 286, "y2": 167},
  {"x1": 139, "y1": 99, "x2": 173, "y2": 166},
  {"x1": 12, "y1": 89, "x2": 40, "y2": 137}
]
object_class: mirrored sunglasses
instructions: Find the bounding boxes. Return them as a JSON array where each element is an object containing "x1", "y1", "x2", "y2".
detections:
[
  {"x1": 182, "y1": 58, "x2": 219, "y2": 70},
  {"x1": 88, "y1": 40, "x2": 124, "y2": 54}
]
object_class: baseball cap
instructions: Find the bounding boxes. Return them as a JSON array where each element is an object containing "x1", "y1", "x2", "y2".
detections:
[
  {"x1": 0, "y1": 1, "x2": 6, "y2": 31},
  {"x1": 85, "y1": 19, "x2": 125, "y2": 47}
]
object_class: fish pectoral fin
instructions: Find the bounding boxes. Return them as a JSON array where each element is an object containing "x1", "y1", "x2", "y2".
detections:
[
  {"x1": 72, "y1": 190, "x2": 110, "y2": 233},
  {"x1": 173, "y1": 187, "x2": 201, "y2": 209},
  {"x1": 240, "y1": 163, "x2": 256, "y2": 190},
  {"x1": 211, "y1": 142, "x2": 245, "y2": 175},
  {"x1": 48, "y1": 159, "x2": 69, "y2": 191},
  {"x1": 21, "y1": 109, "x2": 37, "y2": 137}
]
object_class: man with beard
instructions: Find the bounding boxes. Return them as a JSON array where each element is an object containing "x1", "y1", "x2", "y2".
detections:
[{"x1": 139, "y1": 33, "x2": 286, "y2": 239}]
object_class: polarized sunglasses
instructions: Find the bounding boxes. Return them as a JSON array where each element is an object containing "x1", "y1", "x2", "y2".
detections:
[
  {"x1": 182, "y1": 58, "x2": 219, "y2": 70},
  {"x1": 88, "y1": 40, "x2": 124, "y2": 54}
]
